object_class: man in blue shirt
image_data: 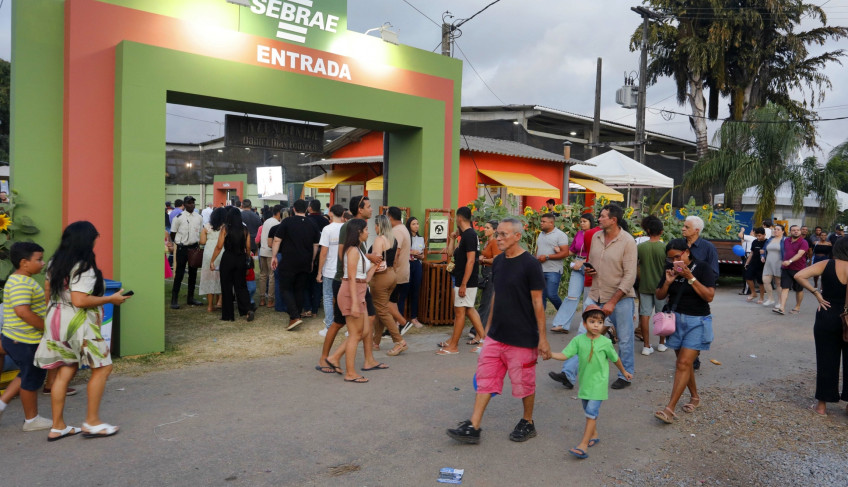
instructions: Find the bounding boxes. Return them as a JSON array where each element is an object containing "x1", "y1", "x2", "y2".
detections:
[{"x1": 683, "y1": 216, "x2": 719, "y2": 277}]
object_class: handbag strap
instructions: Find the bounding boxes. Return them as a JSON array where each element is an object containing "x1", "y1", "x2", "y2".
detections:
[{"x1": 669, "y1": 278, "x2": 687, "y2": 313}]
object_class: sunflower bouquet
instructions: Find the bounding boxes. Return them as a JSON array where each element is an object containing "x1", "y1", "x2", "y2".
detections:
[{"x1": 0, "y1": 191, "x2": 40, "y2": 288}]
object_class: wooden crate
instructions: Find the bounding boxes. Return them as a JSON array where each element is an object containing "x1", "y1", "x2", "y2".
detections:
[{"x1": 419, "y1": 261, "x2": 454, "y2": 325}]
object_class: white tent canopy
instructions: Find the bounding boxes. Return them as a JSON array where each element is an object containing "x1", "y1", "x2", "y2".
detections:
[
  {"x1": 715, "y1": 183, "x2": 848, "y2": 212},
  {"x1": 570, "y1": 150, "x2": 674, "y2": 189}
]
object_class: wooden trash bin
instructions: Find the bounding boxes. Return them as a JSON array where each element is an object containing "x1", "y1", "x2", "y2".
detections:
[{"x1": 419, "y1": 261, "x2": 455, "y2": 325}]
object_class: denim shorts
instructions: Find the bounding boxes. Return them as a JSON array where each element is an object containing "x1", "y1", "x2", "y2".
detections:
[
  {"x1": 665, "y1": 313, "x2": 713, "y2": 351},
  {"x1": 1, "y1": 334, "x2": 46, "y2": 391},
  {"x1": 581, "y1": 399, "x2": 602, "y2": 419}
]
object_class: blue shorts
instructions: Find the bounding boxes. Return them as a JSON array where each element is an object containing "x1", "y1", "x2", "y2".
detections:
[
  {"x1": 581, "y1": 399, "x2": 602, "y2": 419},
  {"x1": 1, "y1": 334, "x2": 46, "y2": 391},
  {"x1": 665, "y1": 313, "x2": 713, "y2": 351}
]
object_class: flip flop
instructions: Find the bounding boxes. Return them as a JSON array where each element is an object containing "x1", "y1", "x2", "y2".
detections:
[
  {"x1": 436, "y1": 348, "x2": 459, "y2": 355},
  {"x1": 344, "y1": 376, "x2": 369, "y2": 383},
  {"x1": 47, "y1": 426, "x2": 81, "y2": 442},
  {"x1": 437, "y1": 341, "x2": 450, "y2": 348},
  {"x1": 550, "y1": 327, "x2": 567, "y2": 334},
  {"x1": 325, "y1": 360, "x2": 343, "y2": 375},
  {"x1": 466, "y1": 338, "x2": 482, "y2": 345},
  {"x1": 82, "y1": 422, "x2": 119, "y2": 438},
  {"x1": 810, "y1": 404, "x2": 827, "y2": 417},
  {"x1": 569, "y1": 448, "x2": 588, "y2": 459},
  {"x1": 361, "y1": 363, "x2": 389, "y2": 371},
  {"x1": 682, "y1": 397, "x2": 701, "y2": 413},
  {"x1": 587, "y1": 438, "x2": 600, "y2": 447},
  {"x1": 772, "y1": 308, "x2": 785, "y2": 315},
  {"x1": 790, "y1": 308, "x2": 801, "y2": 314},
  {"x1": 315, "y1": 365, "x2": 336, "y2": 374}
]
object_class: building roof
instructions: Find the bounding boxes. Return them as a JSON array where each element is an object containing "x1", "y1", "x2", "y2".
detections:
[{"x1": 300, "y1": 135, "x2": 589, "y2": 167}]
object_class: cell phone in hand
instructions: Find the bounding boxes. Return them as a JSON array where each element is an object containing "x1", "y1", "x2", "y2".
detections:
[
  {"x1": 673, "y1": 260, "x2": 685, "y2": 273},
  {"x1": 583, "y1": 262, "x2": 595, "y2": 271},
  {"x1": 122, "y1": 290, "x2": 134, "y2": 296}
]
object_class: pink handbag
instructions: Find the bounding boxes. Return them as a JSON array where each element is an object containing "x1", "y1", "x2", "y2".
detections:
[
  {"x1": 651, "y1": 311, "x2": 676, "y2": 336},
  {"x1": 652, "y1": 281, "x2": 685, "y2": 337}
]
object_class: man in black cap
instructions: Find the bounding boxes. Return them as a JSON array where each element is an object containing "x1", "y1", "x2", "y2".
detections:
[{"x1": 170, "y1": 195, "x2": 204, "y2": 309}]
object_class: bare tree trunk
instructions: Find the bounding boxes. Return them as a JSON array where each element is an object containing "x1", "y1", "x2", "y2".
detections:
[{"x1": 687, "y1": 73, "x2": 709, "y2": 161}]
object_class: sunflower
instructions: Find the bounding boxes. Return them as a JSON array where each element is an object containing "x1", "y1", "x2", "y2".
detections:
[
  {"x1": 680, "y1": 208, "x2": 688, "y2": 216},
  {"x1": 727, "y1": 209, "x2": 734, "y2": 216},
  {"x1": 0, "y1": 213, "x2": 11, "y2": 232},
  {"x1": 663, "y1": 203, "x2": 671, "y2": 212},
  {"x1": 625, "y1": 207, "x2": 634, "y2": 218},
  {"x1": 725, "y1": 224, "x2": 732, "y2": 234},
  {"x1": 708, "y1": 213, "x2": 713, "y2": 222},
  {"x1": 496, "y1": 198, "x2": 503, "y2": 207},
  {"x1": 659, "y1": 208, "x2": 665, "y2": 215},
  {"x1": 633, "y1": 230, "x2": 644, "y2": 237},
  {"x1": 702, "y1": 204, "x2": 710, "y2": 210}
]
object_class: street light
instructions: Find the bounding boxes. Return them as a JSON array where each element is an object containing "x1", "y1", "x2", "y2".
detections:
[{"x1": 364, "y1": 23, "x2": 399, "y2": 45}]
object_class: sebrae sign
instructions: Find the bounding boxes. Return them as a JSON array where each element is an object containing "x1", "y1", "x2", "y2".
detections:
[{"x1": 239, "y1": 0, "x2": 348, "y2": 50}]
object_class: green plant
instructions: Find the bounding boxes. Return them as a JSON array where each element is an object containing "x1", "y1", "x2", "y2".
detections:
[{"x1": 0, "y1": 190, "x2": 40, "y2": 290}]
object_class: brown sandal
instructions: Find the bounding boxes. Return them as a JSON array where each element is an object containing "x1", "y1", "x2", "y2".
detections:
[
  {"x1": 654, "y1": 407, "x2": 678, "y2": 424},
  {"x1": 682, "y1": 396, "x2": 701, "y2": 413},
  {"x1": 386, "y1": 342, "x2": 408, "y2": 356}
]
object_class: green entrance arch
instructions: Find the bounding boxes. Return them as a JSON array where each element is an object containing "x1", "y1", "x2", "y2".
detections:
[{"x1": 12, "y1": 0, "x2": 462, "y2": 355}]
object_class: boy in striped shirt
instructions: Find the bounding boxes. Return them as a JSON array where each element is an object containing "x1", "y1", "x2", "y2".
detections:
[{"x1": 0, "y1": 242, "x2": 52, "y2": 432}]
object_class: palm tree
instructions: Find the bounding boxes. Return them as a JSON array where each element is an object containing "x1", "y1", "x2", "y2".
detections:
[
  {"x1": 635, "y1": 0, "x2": 847, "y2": 155},
  {"x1": 684, "y1": 103, "x2": 838, "y2": 224}
]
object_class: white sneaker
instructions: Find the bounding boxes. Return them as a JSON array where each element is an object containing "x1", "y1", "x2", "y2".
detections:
[
  {"x1": 656, "y1": 343, "x2": 668, "y2": 352},
  {"x1": 22, "y1": 415, "x2": 53, "y2": 432},
  {"x1": 762, "y1": 299, "x2": 774, "y2": 307},
  {"x1": 318, "y1": 328, "x2": 327, "y2": 337},
  {"x1": 641, "y1": 346, "x2": 654, "y2": 356}
]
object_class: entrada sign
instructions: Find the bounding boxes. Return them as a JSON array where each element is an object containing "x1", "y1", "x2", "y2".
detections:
[{"x1": 225, "y1": 115, "x2": 324, "y2": 153}]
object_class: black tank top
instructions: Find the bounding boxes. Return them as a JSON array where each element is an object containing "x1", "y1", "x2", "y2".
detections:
[
  {"x1": 813, "y1": 243, "x2": 833, "y2": 257},
  {"x1": 369, "y1": 238, "x2": 398, "y2": 267},
  {"x1": 224, "y1": 224, "x2": 247, "y2": 255},
  {"x1": 821, "y1": 259, "x2": 846, "y2": 308}
]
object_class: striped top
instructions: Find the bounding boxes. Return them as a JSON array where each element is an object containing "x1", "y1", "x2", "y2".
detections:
[{"x1": 1, "y1": 274, "x2": 47, "y2": 344}]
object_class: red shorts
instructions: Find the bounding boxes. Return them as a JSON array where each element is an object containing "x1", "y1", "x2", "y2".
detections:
[
  {"x1": 475, "y1": 338, "x2": 538, "y2": 398},
  {"x1": 337, "y1": 279, "x2": 367, "y2": 317}
]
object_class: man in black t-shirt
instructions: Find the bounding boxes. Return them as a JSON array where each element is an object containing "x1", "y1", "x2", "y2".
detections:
[
  {"x1": 438, "y1": 207, "x2": 486, "y2": 355},
  {"x1": 303, "y1": 199, "x2": 329, "y2": 318},
  {"x1": 447, "y1": 217, "x2": 551, "y2": 445},
  {"x1": 271, "y1": 199, "x2": 320, "y2": 331},
  {"x1": 240, "y1": 199, "x2": 262, "y2": 253}
]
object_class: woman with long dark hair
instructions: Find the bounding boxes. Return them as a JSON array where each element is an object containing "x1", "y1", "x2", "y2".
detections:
[
  {"x1": 476, "y1": 220, "x2": 501, "y2": 337},
  {"x1": 400, "y1": 216, "x2": 425, "y2": 328},
  {"x1": 794, "y1": 237, "x2": 848, "y2": 416},
  {"x1": 199, "y1": 207, "x2": 226, "y2": 312},
  {"x1": 34, "y1": 221, "x2": 132, "y2": 438},
  {"x1": 335, "y1": 219, "x2": 379, "y2": 382},
  {"x1": 210, "y1": 207, "x2": 254, "y2": 322}
]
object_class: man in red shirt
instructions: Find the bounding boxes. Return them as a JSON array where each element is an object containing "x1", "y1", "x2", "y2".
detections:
[{"x1": 775, "y1": 224, "x2": 809, "y2": 315}]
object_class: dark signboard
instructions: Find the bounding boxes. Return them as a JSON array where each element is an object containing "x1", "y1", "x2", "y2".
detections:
[{"x1": 225, "y1": 115, "x2": 324, "y2": 153}]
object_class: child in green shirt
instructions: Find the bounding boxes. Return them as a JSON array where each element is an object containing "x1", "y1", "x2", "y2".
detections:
[{"x1": 552, "y1": 304, "x2": 632, "y2": 460}]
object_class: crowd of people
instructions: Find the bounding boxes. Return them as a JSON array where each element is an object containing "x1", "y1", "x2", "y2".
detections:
[{"x1": 2, "y1": 197, "x2": 845, "y2": 450}]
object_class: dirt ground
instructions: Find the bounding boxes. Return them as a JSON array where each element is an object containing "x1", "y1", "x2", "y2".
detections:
[{"x1": 1, "y1": 285, "x2": 847, "y2": 486}]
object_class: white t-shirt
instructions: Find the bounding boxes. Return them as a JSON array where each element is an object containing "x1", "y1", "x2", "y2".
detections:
[
  {"x1": 259, "y1": 217, "x2": 281, "y2": 258},
  {"x1": 741, "y1": 234, "x2": 756, "y2": 254},
  {"x1": 320, "y1": 222, "x2": 343, "y2": 278},
  {"x1": 764, "y1": 227, "x2": 773, "y2": 239}
]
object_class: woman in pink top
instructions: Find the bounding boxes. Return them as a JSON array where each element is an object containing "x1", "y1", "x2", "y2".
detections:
[{"x1": 550, "y1": 213, "x2": 595, "y2": 333}]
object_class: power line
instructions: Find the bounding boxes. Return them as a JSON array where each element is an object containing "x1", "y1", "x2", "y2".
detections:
[
  {"x1": 649, "y1": 107, "x2": 848, "y2": 123},
  {"x1": 166, "y1": 112, "x2": 224, "y2": 125},
  {"x1": 610, "y1": 93, "x2": 677, "y2": 122},
  {"x1": 454, "y1": 0, "x2": 504, "y2": 29},
  {"x1": 401, "y1": 0, "x2": 440, "y2": 28},
  {"x1": 454, "y1": 41, "x2": 505, "y2": 105}
]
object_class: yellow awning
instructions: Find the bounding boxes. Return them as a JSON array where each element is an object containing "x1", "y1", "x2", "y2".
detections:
[
  {"x1": 478, "y1": 169, "x2": 560, "y2": 198},
  {"x1": 303, "y1": 168, "x2": 364, "y2": 190},
  {"x1": 366, "y1": 175, "x2": 383, "y2": 191},
  {"x1": 569, "y1": 177, "x2": 624, "y2": 202}
]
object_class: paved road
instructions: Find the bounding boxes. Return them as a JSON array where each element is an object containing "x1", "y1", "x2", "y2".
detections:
[{"x1": 0, "y1": 287, "x2": 818, "y2": 486}]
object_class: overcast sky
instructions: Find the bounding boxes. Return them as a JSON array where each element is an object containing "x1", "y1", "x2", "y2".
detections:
[{"x1": 0, "y1": 0, "x2": 845, "y2": 159}]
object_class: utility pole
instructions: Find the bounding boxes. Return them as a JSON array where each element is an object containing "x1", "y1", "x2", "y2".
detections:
[
  {"x1": 441, "y1": 23, "x2": 452, "y2": 56},
  {"x1": 631, "y1": 7, "x2": 661, "y2": 164},
  {"x1": 591, "y1": 58, "x2": 602, "y2": 159}
]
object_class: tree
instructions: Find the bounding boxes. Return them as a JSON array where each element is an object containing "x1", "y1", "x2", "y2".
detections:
[
  {"x1": 634, "y1": 1, "x2": 847, "y2": 154},
  {"x1": 684, "y1": 103, "x2": 838, "y2": 224},
  {"x1": 0, "y1": 59, "x2": 8, "y2": 162}
]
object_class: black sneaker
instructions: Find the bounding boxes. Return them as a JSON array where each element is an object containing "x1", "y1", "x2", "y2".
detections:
[
  {"x1": 548, "y1": 371, "x2": 574, "y2": 389},
  {"x1": 446, "y1": 420, "x2": 481, "y2": 444},
  {"x1": 610, "y1": 378, "x2": 631, "y2": 390},
  {"x1": 509, "y1": 419, "x2": 537, "y2": 442}
]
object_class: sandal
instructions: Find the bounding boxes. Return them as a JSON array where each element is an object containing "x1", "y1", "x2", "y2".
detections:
[
  {"x1": 325, "y1": 359, "x2": 343, "y2": 374},
  {"x1": 466, "y1": 338, "x2": 482, "y2": 346},
  {"x1": 344, "y1": 376, "x2": 369, "y2": 383},
  {"x1": 810, "y1": 404, "x2": 827, "y2": 417},
  {"x1": 47, "y1": 425, "x2": 82, "y2": 442},
  {"x1": 746, "y1": 296, "x2": 756, "y2": 302},
  {"x1": 772, "y1": 308, "x2": 785, "y2": 315},
  {"x1": 436, "y1": 348, "x2": 458, "y2": 355},
  {"x1": 315, "y1": 365, "x2": 336, "y2": 374},
  {"x1": 550, "y1": 326, "x2": 567, "y2": 334},
  {"x1": 790, "y1": 308, "x2": 801, "y2": 314},
  {"x1": 682, "y1": 396, "x2": 701, "y2": 413},
  {"x1": 82, "y1": 422, "x2": 119, "y2": 438},
  {"x1": 654, "y1": 407, "x2": 677, "y2": 424},
  {"x1": 386, "y1": 342, "x2": 408, "y2": 356},
  {"x1": 587, "y1": 438, "x2": 600, "y2": 447},
  {"x1": 437, "y1": 341, "x2": 450, "y2": 348}
]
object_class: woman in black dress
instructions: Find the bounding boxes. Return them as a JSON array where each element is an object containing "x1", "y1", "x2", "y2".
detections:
[
  {"x1": 210, "y1": 207, "x2": 254, "y2": 322},
  {"x1": 794, "y1": 236, "x2": 848, "y2": 416}
]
